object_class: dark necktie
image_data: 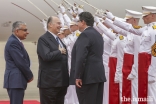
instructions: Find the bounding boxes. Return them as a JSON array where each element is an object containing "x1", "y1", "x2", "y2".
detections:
[
  {"x1": 56, "y1": 37, "x2": 63, "y2": 48},
  {"x1": 20, "y1": 42, "x2": 24, "y2": 47},
  {"x1": 56, "y1": 37, "x2": 60, "y2": 44}
]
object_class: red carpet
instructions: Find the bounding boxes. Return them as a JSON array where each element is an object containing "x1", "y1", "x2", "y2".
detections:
[{"x1": 0, "y1": 100, "x2": 40, "y2": 104}]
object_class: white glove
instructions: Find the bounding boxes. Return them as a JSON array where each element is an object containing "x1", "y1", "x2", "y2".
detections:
[
  {"x1": 40, "y1": 19, "x2": 46, "y2": 24},
  {"x1": 106, "y1": 11, "x2": 115, "y2": 20},
  {"x1": 127, "y1": 73, "x2": 135, "y2": 80},
  {"x1": 72, "y1": 5, "x2": 77, "y2": 11},
  {"x1": 77, "y1": 8, "x2": 83, "y2": 15},
  {"x1": 94, "y1": 16, "x2": 100, "y2": 23},
  {"x1": 72, "y1": 6, "x2": 78, "y2": 14},
  {"x1": 40, "y1": 19, "x2": 47, "y2": 31},
  {"x1": 114, "y1": 73, "x2": 120, "y2": 83},
  {"x1": 95, "y1": 10, "x2": 102, "y2": 18},
  {"x1": 127, "y1": 65, "x2": 137, "y2": 80},
  {"x1": 57, "y1": 12, "x2": 63, "y2": 18},
  {"x1": 67, "y1": 8, "x2": 73, "y2": 15},
  {"x1": 148, "y1": 75, "x2": 156, "y2": 83},
  {"x1": 59, "y1": 5, "x2": 65, "y2": 13}
]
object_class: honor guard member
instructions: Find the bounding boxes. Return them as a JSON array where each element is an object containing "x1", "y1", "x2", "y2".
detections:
[
  {"x1": 41, "y1": 19, "x2": 47, "y2": 31},
  {"x1": 59, "y1": 4, "x2": 72, "y2": 26},
  {"x1": 105, "y1": 10, "x2": 142, "y2": 104},
  {"x1": 57, "y1": 11, "x2": 65, "y2": 27},
  {"x1": 65, "y1": 21, "x2": 80, "y2": 104},
  {"x1": 107, "y1": 6, "x2": 156, "y2": 104},
  {"x1": 94, "y1": 16, "x2": 112, "y2": 104},
  {"x1": 95, "y1": 16, "x2": 126, "y2": 104}
]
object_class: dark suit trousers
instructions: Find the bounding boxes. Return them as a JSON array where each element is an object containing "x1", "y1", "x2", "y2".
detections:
[
  {"x1": 76, "y1": 82, "x2": 104, "y2": 104},
  {"x1": 39, "y1": 86, "x2": 68, "y2": 104},
  {"x1": 7, "y1": 88, "x2": 25, "y2": 104}
]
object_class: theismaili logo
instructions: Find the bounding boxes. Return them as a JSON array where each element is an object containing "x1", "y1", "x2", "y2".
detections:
[{"x1": 121, "y1": 96, "x2": 153, "y2": 102}]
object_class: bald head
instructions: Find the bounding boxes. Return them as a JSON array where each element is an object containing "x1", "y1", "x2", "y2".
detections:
[
  {"x1": 47, "y1": 16, "x2": 62, "y2": 35},
  {"x1": 47, "y1": 16, "x2": 58, "y2": 28}
]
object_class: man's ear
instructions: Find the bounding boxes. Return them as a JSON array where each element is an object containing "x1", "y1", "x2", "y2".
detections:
[
  {"x1": 48, "y1": 23, "x2": 53, "y2": 28},
  {"x1": 81, "y1": 20, "x2": 86, "y2": 25}
]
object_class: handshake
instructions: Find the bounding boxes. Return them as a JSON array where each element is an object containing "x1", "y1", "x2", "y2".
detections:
[{"x1": 59, "y1": 45, "x2": 66, "y2": 54}]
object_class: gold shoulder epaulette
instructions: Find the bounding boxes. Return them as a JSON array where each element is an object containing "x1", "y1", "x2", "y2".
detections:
[
  {"x1": 119, "y1": 35, "x2": 124, "y2": 40},
  {"x1": 152, "y1": 25, "x2": 156, "y2": 30},
  {"x1": 76, "y1": 32, "x2": 80, "y2": 37},
  {"x1": 133, "y1": 25, "x2": 142, "y2": 29}
]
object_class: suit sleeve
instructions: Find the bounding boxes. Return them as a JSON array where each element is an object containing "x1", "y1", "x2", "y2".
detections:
[
  {"x1": 9, "y1": 42, "x2": 33, "y2": 81},
  {"x1": 37, "y1": 37, "x2": 62, "y2": 61},
  {"x1": 75, "y1": 33, "x2": 90, "y2": 79}
]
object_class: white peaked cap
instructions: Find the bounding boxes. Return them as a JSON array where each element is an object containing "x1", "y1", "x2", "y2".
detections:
[
  {"x1": 142, "y1": 6, "x2": 156, "y2": 16},
  {"x1": 69, "y1": 21, "x2": 78, "y2": 26},
  {"x1": 124, "y1": 9, "x2": 142, "y2": 19},
  {"x1": 61, "y1": 25, "x2": 69, "y2": 31}
]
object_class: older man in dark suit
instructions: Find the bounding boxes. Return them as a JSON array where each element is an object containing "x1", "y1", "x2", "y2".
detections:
[
  {"x1": 37, "y1": 16, "x2": 69, "y2": 104},
  {"x1": 3, "y1": 21, "x2": 33, "y2": 104},
  {"x1": 70, "y1": 12, "x2": 106, "y2": 104}
]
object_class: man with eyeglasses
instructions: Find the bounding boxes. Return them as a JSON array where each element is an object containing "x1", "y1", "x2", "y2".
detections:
[{"x1": 3, "y1": 21, "x2": 33, "y2": 104}]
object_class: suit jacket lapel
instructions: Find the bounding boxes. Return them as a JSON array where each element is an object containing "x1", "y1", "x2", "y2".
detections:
[
  {"x1": 46, "y1": 31, "x2": 59, "y2": 47},
  {"x1": 11, "y1": 34, "x2": 23, "y2": 48},
  {"x1": 11, "y1": 34, "x2": 30, "y2": 66}
]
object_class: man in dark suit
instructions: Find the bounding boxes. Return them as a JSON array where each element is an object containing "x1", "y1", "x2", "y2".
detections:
[
  {"x1": 37, "y1": 16, "x2": 69, "y2": 104},
  {"x1": 3, "y1": 21, "x2": 33, "y2": 104},
  {"x1": 70, "y1": 12, "x2": 106, "y2": 104}
]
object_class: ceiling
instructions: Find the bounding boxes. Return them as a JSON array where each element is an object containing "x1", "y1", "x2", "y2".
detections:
[{"x1": 0, "y1": 0, "x2": 156, "y2": 41}]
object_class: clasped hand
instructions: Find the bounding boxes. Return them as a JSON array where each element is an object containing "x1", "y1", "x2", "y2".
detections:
[{"x1": 59, "y1": 45, "x2": 66, "y2": 54}]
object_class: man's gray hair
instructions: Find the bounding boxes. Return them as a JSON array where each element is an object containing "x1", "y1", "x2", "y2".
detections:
[
  {"x1": 12, "y1": 21, "x2": 26, "y2": 32},
  {"x1": 47, "y1": 16, "x2": 53, "y2": 29}
]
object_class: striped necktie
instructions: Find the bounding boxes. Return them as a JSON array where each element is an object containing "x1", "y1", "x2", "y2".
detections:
[{"x1": 56, "y1": 37, "x2": 63, "y2": 48}]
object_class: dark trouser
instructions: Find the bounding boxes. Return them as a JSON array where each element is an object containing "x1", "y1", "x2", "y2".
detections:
[
  {"x1": 7, "y1": 88, "x2": 25, "y2": 104},
  {"x1": 39, "y1": 86, "x2": 68, "y2": 104},
  {"x1": 76, "y1": 82, "x2": 104, "y2": 104}
]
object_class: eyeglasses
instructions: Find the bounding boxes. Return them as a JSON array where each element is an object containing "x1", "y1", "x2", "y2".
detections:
[
  {"x1": 77, "y1": 20, "x2": 81, "y2": 22},
  {"x1": 18, "y1": 29, "x2": 28, "y2": 32}
]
